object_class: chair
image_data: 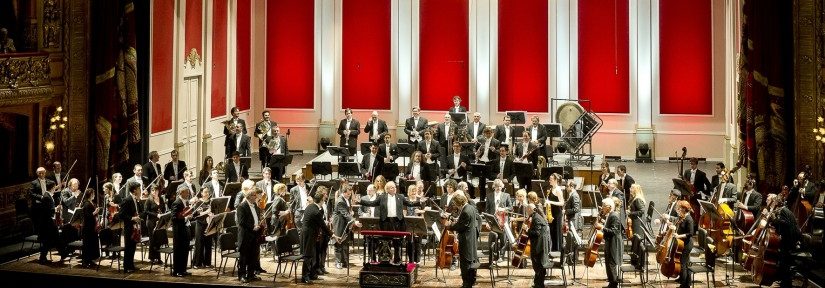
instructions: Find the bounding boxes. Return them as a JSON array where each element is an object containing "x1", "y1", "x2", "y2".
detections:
[
  {"x1": 216, "y1": 232, "x2": 240, "y2": 279},
  {"x1": 547, "y1": 250, "x2": 567, "y2": 285},
  {"x1": 691, "y1": 228, "x2": 708, "y2": 264},
  {"x1": 97, "y1": 228, "x2": 124, "y2": 272},
  {"x1": 620, "y1": 234, "x2": 648, "y2": 285},
  {"x1": 688, "y1": 232, "x2": 716, "y2": 287},
  {"x1": 148, "y1": 229, "x2": 170, "y2": 271},
  {"x1": 17, "y1": 218, "x2": 39, "y2": 261},
  {"x1": 273, "y1": 228, "x2": 303, "y2": 283}
]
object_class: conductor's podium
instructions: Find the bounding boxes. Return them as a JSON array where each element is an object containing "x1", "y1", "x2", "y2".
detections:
[{"x1": 359, "y1": 230, "x2": 416, "y2": 288}]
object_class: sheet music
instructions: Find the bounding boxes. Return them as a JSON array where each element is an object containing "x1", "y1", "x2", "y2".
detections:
[
  {"x1": 431, "y1": 222, "x2": 441, "y2": 240},
  {"x1": 569, "y1": 222, "x2": 582, "y2": 246},
  {"x1": 504, "y1": 223, "x2": 515, "y2": 244}
]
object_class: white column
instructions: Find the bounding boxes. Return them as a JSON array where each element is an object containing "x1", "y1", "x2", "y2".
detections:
[
  {"x1": 396, "y1": 0, "x2": 413, "y2": 127},
  {"x1": 555, "y1": 0, "x2": 571, "y2": 103},
  {"x1": 471, "y1": 0, "x2": 491, "y2": 114},
  {"x1": 318, "y1": 0, "x2": 336, "y2": 139},
  {"x1": 632, "y1": 0, "x2": 654, "y2": 154}
]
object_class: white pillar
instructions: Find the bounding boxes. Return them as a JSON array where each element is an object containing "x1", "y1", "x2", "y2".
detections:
[
  {"x1": 633, "y1": 0, "x2": 654, "y2": 153},
  {"x1": 471, "y1": 0, "x2": 491, "y2": 115},
  {"x1": 318, "y1": 0, "x2": 336, "y2": 139},
  {"x1": 396, "y1": 0, "x2": 413, "y2": 134}
]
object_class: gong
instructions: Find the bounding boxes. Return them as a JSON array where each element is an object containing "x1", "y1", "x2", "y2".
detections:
[{"x1": 555, "y1": 102, "x2": 585, "y2": 132}]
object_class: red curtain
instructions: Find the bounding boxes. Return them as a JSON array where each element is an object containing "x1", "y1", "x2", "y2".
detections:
[
  {"x1": 659, "y1": 0, "x2": 712, "y2": 115},
  {"x1": 150, "y1": 0, "x2": 174, "y2": 132},
  {"x1": 266, "y1": 0, "x2": 314, "y2": 109},
  {"x1": 498, "y1": 0, "x2": 548, "y2": 112},
  {"x1": 419, "y1": 0, "x2": 469, "y2": 111},
  {"x1": 342, "y1": 0, "x2": 391, "y2": 110},
  {"x1": 578, "y1": 0, "x2": 629, "y2": 113},
  {"x1": 235, "y1": 0, "x2": 251, "y2": 111},
  {"x1": 210, "y1": 0, "x2": 227, "y2": 118}
]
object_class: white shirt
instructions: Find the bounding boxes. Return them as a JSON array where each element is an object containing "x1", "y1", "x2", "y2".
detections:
[
  {"x1": 446, "y1": 193, "x2": 453, "y2": 207},
  {"x1": 184, "y1": 181, "x2": 193, "y2": 195},
  {"x1": 133, "y1": 176, "x2": 144, "y2": 191},
  {"x1": 236, "y1": 135, "x2": 242, "y2": 152},
  {"x1": 495, "y1": 191, "x2": 502, "y2": 208},
  {"x1": 481, "y1": 138, "x2": 491, "y2": 162},
  {"x1": 414, "y1": 117, "x2": 420, "y2": 128},
  {"x1": 743, "y1": 189, "x2": 754, "y2": 207},
  {"x1": 522, "y1": 142, "x2": 529, "y2": 157},
  {"x1": 473, "y1": 123, "x2": 480, "y2": 137},
  {"x1": 411, "y1": 164, "x2": 421, "y2": 180},
  {"x1": 531, "y1": 127, "x2": 538, "y2": 141},
  {"x1": 425, "y1": 141, "x2": 431, "y2": 153},
  {"x1": 265, "y1": 181, "x2": 272, "y2": 203},
  {"x1": 444, "y1": 123, "x2": 450, "y2": 138},
  {"x1": 452, "y1": 155, "x2": 461, "y2": 177},
  {"x1": 368, "y1": 194, "x2": 376, "y2": 216},
  {"x1": 250, "y1": 202, "x2": 259, "y2": 227},
  {"x1": 234, "y1": 162, "x2": 241, "y2": 179},
  {"x1": 690, "y1": 169, "x2": 697, "y2": 184},
  {"x1": 346, "y1": 119, "x2": 352, "y2": 130},
  {"x1": 367, "y1": 153, "x2": 375, "y2": 174},
  {"x1": 385, "y1": 145, "x2": 391, "y2": 159},
  {"x1": 372, "y1": 120, "x2": 379, "y2": 140},
  {"x1": 387, "y1": 194, "x2": 398, "y2": 218},
  {"x1": 211, "y1": 179, "x2": 222, "y2": 197},
  {"x1": 172, "y1": 161, "x2": 179, "y2": 177},
  {"x1": 54, "y1": 173, "x2": 62, "y2": 186},
  {"x1": 299, "y1": 186, "x2": 308, "y2": 210},
  {"x1": 499, "y1": 159, "x2": 506, "y2": 174},
  {"x1": 273, "y1": 137, "x2": 283, "y2": 155},
  {"x1": 503, "y1": 126, "x2": 511, "y2": 144}
]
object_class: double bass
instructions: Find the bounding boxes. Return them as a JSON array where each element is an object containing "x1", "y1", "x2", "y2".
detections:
[
  {"x1": 434, "y1": 199, "x2": 459, "y2": 269},
  {"x1": 584, "y1": 215, "x2": 605, "y2": 267},
  {"x1": 749, "y1": 224, "x2": 781, "y2": 286},
  {"x1": 511, "y1": 213, "x2": 532, "y2": 268},
  {"x1": 699, "y1": 167, "x2": 738, "y2": 256}
]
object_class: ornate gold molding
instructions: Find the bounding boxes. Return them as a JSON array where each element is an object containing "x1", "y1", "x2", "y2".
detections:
[
  {"x1": 0, "y1": 87, "x2": 55, "y2": 107},
  {"x1": 0, "y1": 54, "x2": 51, "y2": 90},
  {"x1": 186, "y1": 48, "x2": 202, "y2": 68},
  {"x1": 793, "y1": 0, "x2": 823, "y2": 178},
  {"x1": 43, "y1": 0, "x2": 63, "y2": 50}
]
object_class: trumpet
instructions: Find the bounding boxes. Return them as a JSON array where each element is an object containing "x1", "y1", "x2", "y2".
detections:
[
  {"x1": 223, "y1": 119, "x2": 236, "y2": 132},
  {"x1": 256, "y1": 121, "x2": 272, "y2": 141}
]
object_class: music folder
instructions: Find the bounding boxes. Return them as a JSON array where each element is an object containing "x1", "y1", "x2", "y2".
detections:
[
  {"x1": 210, "y1": 196, "x2": 231, "y2": 214},
  {"x1": 404, "y1": 216, "x2": 428, "y2": 237},
  {"x1": 155, "y1": 212, "x2": 172, "y2": 231},
  {"x1": 481, "y1": 212, "x2": 504, "y2": 235},
  {"x1": 222, "y1": 182, "x2": 242, "y2": 210},
  {"x1": 359, "y1": 216, "x2": 381, "y2": 231}
]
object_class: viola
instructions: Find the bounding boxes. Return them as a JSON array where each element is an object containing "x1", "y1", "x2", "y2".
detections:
[
  {"x1": 584, "y1": 215, "x2": 604, "y2": 267},
  {"x1": 625, "y1": 216, "x2": 633, "y2": 239}
]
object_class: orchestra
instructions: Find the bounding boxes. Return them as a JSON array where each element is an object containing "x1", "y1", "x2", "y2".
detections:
[{"x1": 22, "y1": 100, "x2": 825, "y2": 288}]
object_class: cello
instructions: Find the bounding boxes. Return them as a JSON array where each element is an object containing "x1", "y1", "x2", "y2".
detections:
[
  {"x1": 699, "y1": 168, "x2": 736, "y2": 256},
  {"x1": 433, "y1": 199, "x2": 459, "y2": 269},
  {"x1": 511, "y1": 213, "x2": 532, "y2": 268},
  {"x1": 658, "y1": 218, "x2": 685, "y2": 278},
  {"x1": 584, "y1": 215, "x2": 605, "y2": 267}
]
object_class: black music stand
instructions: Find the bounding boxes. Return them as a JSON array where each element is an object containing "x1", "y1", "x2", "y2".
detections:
[
  {"x1": 210, "y1": 196, "x2": 231, "y2": 214},
  {"x1": 404, "y1": 216, "x2": 428, "y2": 238},
  {"x1": 530, "y1": 179, "x2": 547, "y2": 195},
  {"x1": 459, "y1": 142, "x2": 475, "y2": 155},
  {"x1": 311, "y1": 161, "x2": 332, "y2": 180},
  {"x1": 547, "y1": 165, "x2": 574, "y2": 180},
  {"x1": 166, "y1": 180, "x2": 183, "y2": 196},
  {"x1": 471, "y1": 163, "x2": 490, "y2": 182},
  {"x1": 222, "y1": 210, "x2": 237, "y2": 228},
  {"x1": 545, "y1": 123, "x2": 562, "y2": 159},
  {"x1": 354, "y1": 180, "x2": 371, "y2": 196},
  {"x1": 396, "y1": 143, "x2": 415, "y2": 167},
  {"x1": 381, "y1": 162, "x2": 400, "y2": 181},
  {"x1": 424, "y1": 162, "x2": 439, "y2": 181},
  {"x1": 155, "y1": 212, "x2": 172, "y2": 231},
  {"x1": 671, "y1": 178, "x2": 691, "y2": 199},
  {"x1": 424, "y1": 210, "x2": 443, "y2": 231},
  {"x1": 223, "y1": 183, "x2": 241, "y2": 210},
  {"x1": 512, "y1": 162, "x2": 534, "y2": 189},
  {"x1": 360, "y1": 142, "x2": 372, "y2": 156},
  {"x1": 420, "y1": 180, "x2": 436, "y2": 198},
  {"x1": 506, "y1": 111, "x2": 526, "y2": 125},
  {"x1": 449, "y1": 112, "x2": 467, "y2": 124},
  {"x1": 69, "y1": 208, "x2": 83, "y2": 226},
  {"x1": 339, "y1": 162, "x2": 361, "y2": 179},
  {"x1": 327, "y1": 146, "x2": 351, "y2": 163},
  {"x1": 359, "y1": 217, "x2": 381, "y2": 231},
  {"x1": 204, "y1": 211, "x2": 226, "y2": 236}
]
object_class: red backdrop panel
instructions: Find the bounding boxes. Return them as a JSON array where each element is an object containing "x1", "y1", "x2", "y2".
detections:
[
  {"x1": 419, "y1": 0, "x2": 469, "y2": 111},
  {"x1": 578, "y1": 0, "x2": 629, "y2": 113},
  {"x1": 342, "y1": 0, "x2": 391, "y2": 110},
  {"x1": 235, "y1": 0, "x2": 251, "y2": 111},
  {"x1": 210, "y1": 0, "x2": 227, "y2": 118},
  {"x1": 266, "y1": 0, "x2": 314, "y2": 109},
  {"x1": 498, "y1": 0, "x2": 548, "y2": 112},
  {"x1": 151, "y1": 0, "x2": 174, "y2": 133},
  {"x1": 659, "y1": 0, "x2": 712, "y2": 115},
  {"x1": 185, "y1": 0, "x2": 202, "y2": 57}
]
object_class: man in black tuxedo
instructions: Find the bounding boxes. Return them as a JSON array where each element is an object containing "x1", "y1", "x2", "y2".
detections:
[
  {"x1": 364, "y1": 111, "x2": 388, "y2": 144},
  {"x1": 474, "y1": 127, "x2": 499, "y2": 202},
  {"x1": 527, "y1": 116, "x2": 547, "y2": 158},
  {"x1": 378, "y1": 134, "x2": 398, "y2": 162},
  {"x1": 143, "y1": 151, "x2": 163, "y2": 185},
  {"x1": 163, "y1": 149, "x2": 187, "y2": 182},
  {"x1": 446, "y1": 142, "x2": 470, "y2": 181},
  {"x1": 29, "y1": 167, "x2": 58, "y2": 264},
  {"x1": 333, "y1": 185, "x2": 358, "y2": 268},
  {"x1": 490, "y1": 146, "x2": 513, "y2": 183},
  {"x1": 515, "y1": 132, "x2": 538, "y2": 168},
  {"x1": 300, "y1": 188, "x2": 339, "y2": 283},
  {"x1": 126, "y1": 164, "x2": 150, "y2": 195},
  {"x1": 469, "y1": 112, "x2": 486, "y2": 141},
  {"x1": 682, "y1": 158, "x2": 711, "y2": 199},
  {"x1": 404, "y1": 106, "x2": 428, "y2": 146},
  {"x1": 526, "y1": 203, "x2": 552, "y2": 288},
  {"x1": 46, "y1": 161, "x2": 66, "y2": 189},
  {"x1": 223, "y1": 106, "x2": 247, "y2": 158},
  {"x1": 358, "y1": 181, "x2": 426, "y2": 262},
  {"x1": 418, "y1": 129, "x2": 440, "y2": 164},
  {"x1": 337, "y1": 108, "x2": 361, "y2": 157},
  {"x1": 235, "y1": 183, "x2": 264, "y2": 283},
  {"x1": 446, "y1": 193, "x2": 480, "y2": 288},
  {"x1": 224, "y1": 151, "x2": 249, "y2": 183},
  {"x1": 228, "y1": 123, "x2": 252, "y2": 158},
  {"x1": 203, "y1": 170, "x2": 224, "y2": 198},
  {"x1": 607, "y1": 179, "x2": 627, "y2": 233},
  {"x1": 254, "y1": 110, "x2": 277, "y2": 169},
  {"x1": 437, "y1": 113, "x2": 455, "y2": 153},
  {"x1": 120, "y1": 183, "x2": 142, "y2": 273},
  {"x1": 789, "y1": 170, "x2": 817, "y2": 204},
  {"x1": 450, "y1": 95, "x2": 467, "y2": 113},
  {"x1": 735, "y1": 179, "x2": 762, "y2": 227},
  {"x1": 495, "y1": 115, "x2": 515, "y2": 146},
  {"x1": 599, "y1": 198, "x2": 623, "y2": 288},
  {"x1": 170, "y1": 186, "x2": 192, "y2": 277},
  {"x1": 616, "y1": 165, "x2": 636, "y2": 207},
  {"x1": 266, "y1": 126, "x2": 290, "y2": 181},
  {"x1": 360, "y1": 143, "x2": 384, "y2": 181},
  {"x1": 710, "y1": 162, "x2": 734, "y2": 189}
]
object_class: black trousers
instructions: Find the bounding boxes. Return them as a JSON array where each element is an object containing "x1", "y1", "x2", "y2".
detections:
[
  {"x1": 124, "y1": 236, "x2": 137, "y2": 270},
  {"x1": 238, "y1": 243, "x2": 259, "y2": 278},
  {"x1": 172, "y1": 225, "x2": 190, "y2": 274},
  {"x1": 531, "y1": 253, "x2": 546, "y2": 288},
  {"x1": 459, "y1": 258, "x2": 477, "y2": 288},
  {"x1": 407, "y1": 236, "x2": 421, "y2": 263},
  {"x1": 192, "y1": 221, "x2": 212, "y2": 266},
  {"x1": 301, "y1": 241, "x2": 319, "y2": 279},
  {"x1": 315, "y1": 234, "x2": 329, "y2": 272},
  {"x1": 380, "y1": 218, "x2": 404, "y2": 262},
  {"x1": 334, "y1": 234, "x2": 351, "y2": 265}
]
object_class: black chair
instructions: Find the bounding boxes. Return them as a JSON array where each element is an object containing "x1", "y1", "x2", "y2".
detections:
[
  {"x1": 687, "y1": 232, "x2": 716, "y2": 287},
  {"x1": 620, "y1": 234, "x2": 648, "y2": 285},
  {"x1": 97, "y1": 228, "x2": 124, "y2": 272},
  {"x1": 148, "y1": 229, "x2": 170, "y2": 271},
  {"x1": 17, "y1": 218, "x2": 39, "y2": 261},
  {"x1": 547, "y1": 250, "x2": 567, "y2": 285},
  {"x1": 273, "y1": 228, "x2": 303, "y2": 283},
  {"x1": 216, "y1": 232, "x2": 240, "y2": 279}
]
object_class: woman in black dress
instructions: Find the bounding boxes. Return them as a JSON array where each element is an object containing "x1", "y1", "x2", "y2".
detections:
[
  {"x1": 142, "y1": 184, "x2": 165, "y2": 265},
  {"x1": 80, "y1": 188, "x2": 100, "y2": 267},
  {"x1": 191, "y1": 186, "x2": 213, "y2": 268},
  {"x1": 672, "y1": 200, "x2": 695, "y2": 288},
  {"x1": 546, "y1": 173, "x2": 565, "y2": 252},
  {"x1": 198, "y1": 156, "x2": 214, "y2": 185}
]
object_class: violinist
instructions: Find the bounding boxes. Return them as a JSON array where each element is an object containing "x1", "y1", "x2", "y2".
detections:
[
  {"x1": 170, "y1": 186, "x2": 193, "y2": 277},
  {"x1": 446, "y1": 142, "x2": 470, "y2": 182},
  {"x1": 444, "y1": 193, "x2": 480, "y2": 288},
  {"x1": 142, "y1": 184, "x2": 164, "y2": 265},
  {"x1": 767, "y1": 193, "x2": 801, "y2": 287},
  {"x1": 46, "y1": 161, "x2": 65, "y2": 189},
  {"x1": 407, "y1": 151, "x2": 426, "y2": 181},
  {"x1": 289, "y1": 173, "x2": 310, "y2": 223},
  {"x1": 178, "y1": 170, "x2": 199, "y2": 201},
  {"x1": 80, "y1": 188, "x2": 100, "y2": 268},
  {"x1": 100, "y1": 182, "x2": 121, "y2": 259},
  {"x1": 192, "y1": 186, "x2": 214, "y2": 268},
  {"x1": 628, "y1": 184, "x2": 648, "y2": 241},
  {"x1": 606, "y1": 179, "x2": 627, "y2": 238},
  {"x1": 525, "y1": 203, "x2": 551, "y2": 288},
  {"x1": 564, "y1": 181, "x2": 583, "y2": 256},
  {"x1": 597, "y1": 197, "x2": 623, "y2": 288},
  {"x1": 143, "y1": 151, "x2": 163, "y2": 191},
  {"x1": 112, "y1": 172, "x2": 125, "y2": 200},
  {"x1": 334, "y1": 184, "x2": 359, "y2": 269},
  {"x1": 163, "y1": 149, "x2": 187, "y2": 182},
  {"x1": 360, "y1": 143, "x2": 383, "y2": 181},
  {"x1": 236, "y1": 183, "x2": 263, "y2": 282},
  {"x1": 29, "y1": 167, "x2": 58, "y2": 264},
  {"x1": 120, "y1": 183, "x2": 142, "y2": 273},
  {"x1": 198, "y1": 156, "x2": 214, "y2": 184},
  {"x1": 59, "y1": 178, "x2": 82, "y2": 261},
  {"x1": 670, "y1": 200, "x2": 695, "y2": 288},
  {"x1": 256, "y1": 168, "x2": 276, "y2": 207},
  {"x1": 204, "y1": 169, "x2": 224, "y2": 199},
  {"x1": 485, "y1": 179, "x2": 511, "y2": 261},
  {"x1": 126, "y1": 164, "x2": 149, "y2": 195},
  {"x1": 268, "y1": 183, "x2": 290, "y2": 236}
]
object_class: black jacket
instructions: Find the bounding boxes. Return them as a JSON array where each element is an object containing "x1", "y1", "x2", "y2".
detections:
[
  {"x1": 363, "y1": 119, "x2": 389, "y2": 143},
  {"x1": 451, "y1": 203, "x2": 480, "y2": 262},
  {"x1": 358, "y1": 193, "x2": 423, "y2": 221},
  {"x1": 224, "y1": 161, "x2": 249, "y2": 183}
]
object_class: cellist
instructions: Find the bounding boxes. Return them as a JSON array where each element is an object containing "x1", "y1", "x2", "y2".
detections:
[
  {"x1": 767, "y1": 193, "x2": 801, "y2": 287},
  {"x1": 670, "y1": 200, "x2": 695, "y2": 288}
]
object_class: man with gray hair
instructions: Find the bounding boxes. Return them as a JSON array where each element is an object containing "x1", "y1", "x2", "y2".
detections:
[
  {"x1": 30, "y1": 167, "x2": 58, "y2": 264},
  {"x1": 364, "y1": 110, "x2": 388, "y2": 144},
  {"x1": 597, "y1": 196, "x2": 623, "y2": 288}
]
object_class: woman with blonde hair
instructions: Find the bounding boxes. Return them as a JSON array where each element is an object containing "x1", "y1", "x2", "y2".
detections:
[
  {"x1": 373, "y1": 175, "x2": 386, "y2": 194},
  {"x1": 627, "y1": 184, "x2": 648, "y2": 237}
]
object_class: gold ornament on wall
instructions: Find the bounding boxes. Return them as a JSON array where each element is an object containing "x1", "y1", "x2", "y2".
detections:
[{"x1": 186, "y1": 48, "x2": 202, "y2": 68}]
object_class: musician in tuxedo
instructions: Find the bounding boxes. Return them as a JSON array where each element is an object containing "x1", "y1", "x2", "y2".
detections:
[
  {"x1": 358, "y1": 181, "x2": 426, "y2": 262},
  {"x1": 468, "y1": 112, "x2": 486, "y2": 141},
  {"x1": 606, "y1": 179, "x2": 627, "y2": 233},
  {"x1": 616, "y1": 165, "x2": 636, "y2": 206},
  {"x1": 735, "y1": 179, "x2": 762, "y2": 221},
  {"x1": 490, "y1": 146, "x2": 514, "y2": 183},
  {"x1": 143, "y1": 151, "x2": 163, "y2": 187},
  {"x1": 176, "y1": 170, "x2": 200, "y2": 198},
  {"x1": 766, "y1": 193, "x2": 801, "y2": 287},
  {"x1": 710, "y1": 162, "x2": 734, "y2": 189},
  {"x1": 671, "y1": 201, "x2": 695, "y2": 288},
  {"x1": 716, "y1": 172, "x2": 739, "y2": 207},
  {"x1": 224, "y1": 151, "x2": 249, "y2": 183},
  {"x1": 445, "y1": 193, "x2": 480, "y2": 288},
  {"x1": 446, "y1": 142, "x2": 470, "y2": 181},
  {"x1": 190, "y1": 187, "x2": 213, "y2": 269},
  {"x1": 527, "y1": 116, "x2": 547, "y2": 158},
  {"x1": 661, "y1": 189, "x2": 682, "y2": 221},
  {"x1": 418, "y1": 129, "x2": 441, "y2": 164},
  {"x1": 290, "y1": 173, "x2": 311, "y2": 223},
  {"x1": 337, "y1": 108, "x2": 361, "y2": 157},
  {"x1": 437, "y1": 114, "x2": 455, "y2": 153},
  {"x1": 235, "y1": 182, "x2": 262, "y2": 283},
  {"x1": 404, "y1": 106, "x2": 428, "y2": 146},
  {"x1": 598, "y1": 197, "x2": 623, "y2": 288},
  {"x1": 266, "y1": 126, "x2": 289, "y2": 181},
  {"x1": 300, "y1": 188, "x2": 340, "y2": 283},
  {"x1": 789, "y1": 170, "x2": 817, "y2": 205},
  {"x1": 29, "y1": 167, "x2": 59, "y2": 264},
  {"x1": 120, "y1": 183, "x2": 142, "y2": 273},
  {"x1": 682, "y1": 158, "x2": 711, "y2": 199},
  {"x1": 256, "y1": 167, "x2": 277, "y2": 205},
  {"x1": 228, "y1": 123, "x2": 252, "y2": 158},
  {"x1": 364, "y1": 110, "x2": 389, "y2": 144},
  {"x1": 223, "y1": 106, "x2": 247, "y2": 158},
  {"x1": 495, "y1": 115, "x2": 515, "y2": 146},
  {"x1": 360, "y1": 143, "x2": 384, "y2": 181},
  {"x1": 46, "y1": 161, "x2": 65, "y2": 189},
  {"x1": 112, "y1": 172, "x2": 127, "y2": 200},
  {"x1": 333, "y1": 185, "x2": 358, "y2": 268},
  {"x1": 407, "y1": 151, "x2": 431, "y2": 182},
  {"x1": 515, "y1": 131, "x2": 538, "y2": 166},
  {"x1": 378, "y1": 133, "x2": 399, "y2": 163},
  {"x1": 525, "y1": 202, "x2": 552, "y2": 288},
  {"x1": 58, "y1": 178, "x2": 81, "y2": 259},
  {"x1": 485, "y1": 179, "x2": 511, "y2": 260},
  {"x1": 203, "y1": 170, "x2": 224, "y2": 198},
  {"x1": 163, "y1": 149, "x2": 187, "y2": 182},
  {"x1": 255, "y1": 110, "x2": 277, "y2": 169},
  {"x1": 450, "y1": 95, "x2": 467, "y2": 113}
]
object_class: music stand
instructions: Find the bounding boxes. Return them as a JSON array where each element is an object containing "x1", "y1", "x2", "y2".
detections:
[
  {"x1": 381, "y1": 163, "x2": 399, "y2": 182},
  {"x1": 223, "y1": 183, "x2": 241, "y2": 210},
  {"x1": 359, "y1": 216, "x2": 381, "y2": 231},
  {"x1": 339, "y1": 162, "x2": 361, "y2": 179},
  {"x1": 697, "y1": 200, "x2": 720, "y2": 221},
  {"x1": 155, "y1": 212, "x2": 172, "y2": 231},
  {"x1": 424, "y1": 210, "x2": 443, "y2": 231},
  {"x1": 546, "y1": 165, "x2": 574, "y2": 180},
  {"x1": 481, "y1": 212, "x2": 514, "y2": 283},
  {"x1": 449, "y1": 112, "x2": 467, "y2": 124},
  {"x1": 471, "y1": 163, "x2": 490, "y2": 182},
  {"x1": 354, "y1": 180, "x2": 371, "y2": 196},
  {"x1": 166, "y1": 180, "x2": 183, "y2": 197},
  {"x1": 69, "y1": 208, "x2": 83, "y2": 226},
  {"x1": 311, "y1": 161, "x2": 332, "y2": 180},
  {"x1": 222, "y1": 210, "x2": 237, "y2": 228},
  {"x1": 530, "y1": 179, "x2": 547, "y2": 195},
  {"x1": 327, "y1": 146, "x2": 351, "y2": 163},
  {"x1": 210, "y1": 196, "x2": 231, "y2": 214},
  {"x1": 506, "y1": 111, "x2": 526, "y2": 125},
  {"x1": 396, "y1": 143, "x2": 415, "y2": 167},
  {"x1": 204, "y1": 211, "x2": 226, "y2": 236},
  {"x1": 671, "y1": 178, "x2": 691, "y2": 199},
  {"x1": 239, "y1": 157, "x2": 252, "y2": 171},
  {"x1": 545, "y1": 123, "x2": 562, "y2": 157},
  {"x1": 404, "y1": 216, "x2": 428, "y2": 238},
  {"x1": 360, "y1": 142, "x2": 372, "y2": 156},
  {"x1": 424, "y1": 162, "x2": 439, "y2": 182},
  {"x1": 512, "y1": 161, "x2": 533, "y2": 187},
  {"x1": 108, "y1": 214, "x2": 124, "y2": 230}
]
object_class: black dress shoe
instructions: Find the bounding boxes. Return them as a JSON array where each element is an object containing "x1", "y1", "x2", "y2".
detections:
[
  {"x1": 251, "y1": 275, "x2": 262, "y2": 281},
  {"x1": 257, "y1": 268, "x2": 267, "y2": 273},
  {"x1": 182, "y1": 272, "x2": 192, "y2": 276},
  {"x1": 172, "y1": 273, "x2": 184, "y2": 277},
  {"x1": 309, "y1": 275, "x2": 319, "y2": 280},
  {"x1": 38, "y1": 259, "x2": 51, "y2": 264},
  {"x1": 300, "y1": 277, "x2": 311, "y2": 284},
  {"x1": 239, "y1": 277, "x2": 249, "y2": 283},
  {"x1": 316, "y1": 270, "x2": 325, "y2": 275},
  {"x1": 320, "y1": 268, "x2": 328, "y2": 274}
]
